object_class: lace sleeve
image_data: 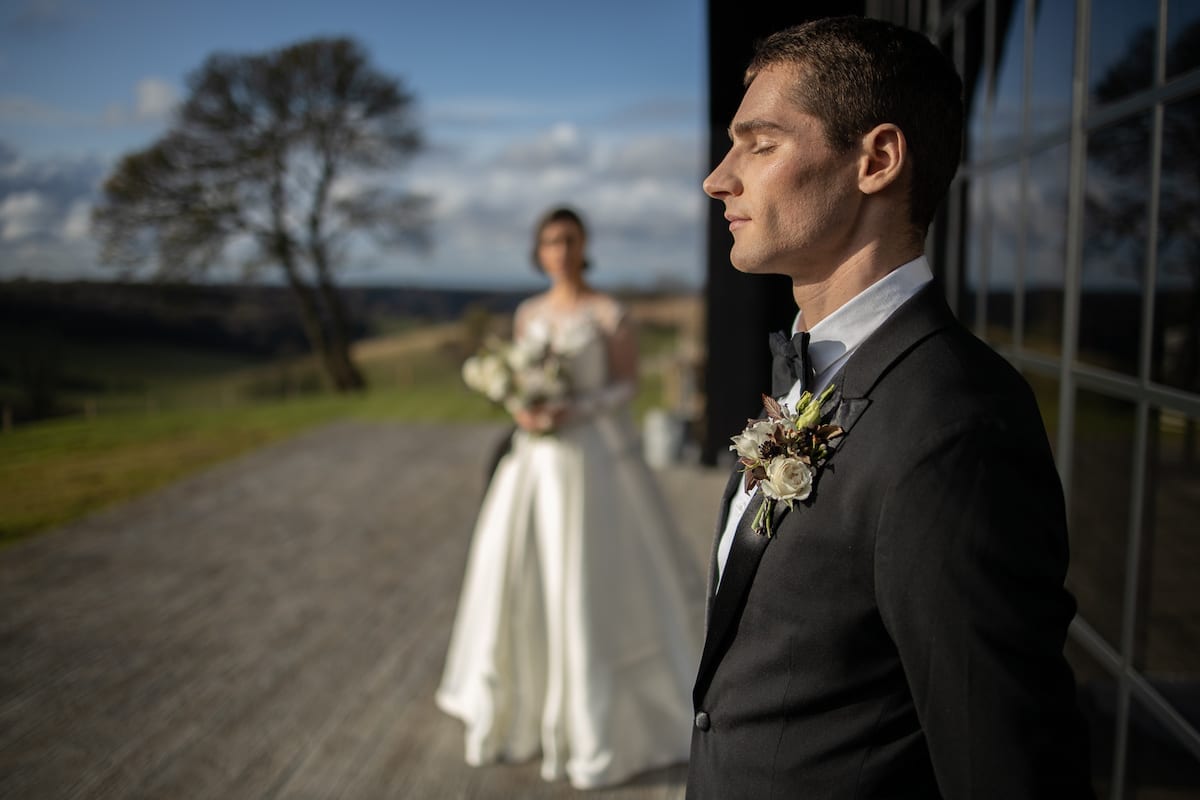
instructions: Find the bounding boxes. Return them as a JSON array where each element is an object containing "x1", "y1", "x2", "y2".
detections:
[
  {"x1": 513, "y1": 297, "x2": 539, "y2": 340},
  {"x1": 591, "y1": 296, "x2": 628, "y2": 336},
  {"x1": 567, "y1": 298, "x2": 637, "y2": 419}
]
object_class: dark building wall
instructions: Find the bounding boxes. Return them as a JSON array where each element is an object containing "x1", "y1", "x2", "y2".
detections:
[{"x1": 702, "y1": 2, "x2": 866, "y2": 464}]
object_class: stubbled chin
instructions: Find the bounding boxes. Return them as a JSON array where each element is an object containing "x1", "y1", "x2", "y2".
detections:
[
  {"x1": 729, "y1": 245, "x2": 764, "y2": 274},
  {"x1": 730, "y1": 247, "x2": 788, "y2": 276}
]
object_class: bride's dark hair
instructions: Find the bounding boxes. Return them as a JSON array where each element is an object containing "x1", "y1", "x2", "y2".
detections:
[{"x1": 530, "y1": 206, "x2": 591, "y2": 272}]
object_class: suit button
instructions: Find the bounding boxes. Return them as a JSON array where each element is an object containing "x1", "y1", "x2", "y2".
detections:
[{"x1": 694, "y1": 711, "x2": 711, "y2": 731}]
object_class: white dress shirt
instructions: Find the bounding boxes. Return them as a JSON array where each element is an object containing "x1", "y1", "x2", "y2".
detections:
[{"x1": 715, "y1": 256, "x2": 934, "y2": 586}]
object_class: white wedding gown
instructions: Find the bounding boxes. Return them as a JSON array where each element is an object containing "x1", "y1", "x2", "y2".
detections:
[{"x1": 436, "y1": 295, "x2": 704, "y2": 789}]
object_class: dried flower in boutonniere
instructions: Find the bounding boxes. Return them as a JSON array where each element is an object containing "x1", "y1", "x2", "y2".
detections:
[
  {"x1": 728, "y1": 384, "x2": 845, "y2": 537},
  {"x1": 462, "y1": 335, "x2": 573, "y2": 417}
]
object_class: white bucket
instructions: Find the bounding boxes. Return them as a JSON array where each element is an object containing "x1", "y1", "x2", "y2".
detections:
[{"x1": 642, "y1": 408, "x2": 682, "y2": 468}]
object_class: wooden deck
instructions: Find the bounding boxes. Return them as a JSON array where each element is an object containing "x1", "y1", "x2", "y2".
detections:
[{"x1": 0, "y1": 421, "x2": 728, "y2": 799}]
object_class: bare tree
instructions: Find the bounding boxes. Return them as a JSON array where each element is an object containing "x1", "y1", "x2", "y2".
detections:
[{"x1": 92, "y1": 37, "x2": 431, "y2": 391}]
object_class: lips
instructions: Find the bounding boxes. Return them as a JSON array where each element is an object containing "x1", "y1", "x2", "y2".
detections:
[{"x1": 725, "y1": 212, "x2": 749, "y2": 232}]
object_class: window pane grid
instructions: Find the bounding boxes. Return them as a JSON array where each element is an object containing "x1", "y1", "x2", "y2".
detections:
[{"x1": 924, "y1": 0, "x2": 1200, "y2": 792}]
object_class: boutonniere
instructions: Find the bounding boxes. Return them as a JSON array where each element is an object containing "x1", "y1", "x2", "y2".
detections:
[{"x1": 728, "y1": 384, "x2": 844, "y2": 537}]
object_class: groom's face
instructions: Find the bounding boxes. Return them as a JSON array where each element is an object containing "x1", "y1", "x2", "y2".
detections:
[{"x1": 703, "y1": 64, "x2": 862, "y2": 280}]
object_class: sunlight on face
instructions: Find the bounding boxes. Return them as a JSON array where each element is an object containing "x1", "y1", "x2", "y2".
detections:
[{"x1": 703, "y1": 65, "x2": 860, "y2": 279}]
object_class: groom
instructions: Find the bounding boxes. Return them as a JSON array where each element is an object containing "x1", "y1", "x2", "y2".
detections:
[{"x1": 689, "y1": 16, "x2": 1094, "y2": 799}]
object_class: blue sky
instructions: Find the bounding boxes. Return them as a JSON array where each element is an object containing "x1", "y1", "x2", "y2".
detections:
[{"x1": 0, "y1": 0, "x2": 708, "y2": 289}]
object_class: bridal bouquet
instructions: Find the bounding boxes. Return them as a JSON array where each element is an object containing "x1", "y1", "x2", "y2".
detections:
[
  {"x1": 461, "y1": 335, "x2": 572, "y2": 414},
  {"x1": 730, "y1": 384, "x2": 844, "y2": 537}
]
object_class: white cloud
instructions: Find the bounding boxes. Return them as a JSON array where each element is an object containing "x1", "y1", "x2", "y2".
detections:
[
  {"x1": 135, "y1": 78, "x2": 177, "y2": 121},
  {"x1": 605, "y1": 134, "x2": 704, "y2": 179},
  {"x1": 0, "y1": 148, "x2": 107, "y2": 278},
  {"x1": 0, "y1": 94, "x2": 87, "y2": 127},
  {"x1": 5, "y1": 235, "x2": 104, "y2": 280},
  {"x1": 97, "y1": 76, "x2": 177, "y2": 127},
  {"x1": 0, "y1": 116, "x2": 708, "y2": 289},
  {"x1": 0, "y1": 190, "x2": 51, "y2": 240},
  {"x1": 494, "y1": 122, "x2": 591, "y2": 170},
  {"x1": 0, "y1": 77, "x2": 174, "y2": 133},
  {"x1": 424, "y1": 96, "x2": 548, "y2": 127},
  {"x1": 397, "y1": 121, "x2": 706, "y2": 288},
  {"x1": 61, "y1": 198, "x2": 90, "y2": 240}
]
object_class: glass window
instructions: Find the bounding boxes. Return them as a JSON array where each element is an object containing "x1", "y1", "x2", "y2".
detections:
[
  {"x1": 1134, "y1": 408, "x2": 1200, "y2": 679},
  {"x1": 1167, "y1": 0, "x2": 1200, "y2": 79},
  {"x1": 965, "y1": 3, "x2": 989, "y2": 160},
  {"x1": 1080, "y1": 114, "x2": 1152, "y2": 377},
  {"x1": 1125, "y1": 407, "x2": 1200, "y2": 795},
  {"x1": 1153, "y1": 97, "x2": 1200, "y2": 393},
  {"x1": 1023, "y1": 143, "x2": 1070, "y2": 360},
  {"x1": 991, "y1": 0, "x2": 1026, "y2": 155},
  {"x1": 987, "y1": 160, "x2": 1020, "y2": 348},
  {"x1": 1023, "y1": 368, "x2": 1060, "y2": 451},
  {"x1": 1068, "y1": 389, "x2": 1137, "y2": 650},
  {"x1": 961, "y1": 175, "x2": 988, "y2": 334},
  {"x1": 1089, "y1": 0, "x2": 1157, "y2": 107},
  {"x1": 1030, "y1": 0, "x2": 1075, "y2": 139},
  {"x1": 1124, "y1": 693, "x2": 1200, "y2": 794}
]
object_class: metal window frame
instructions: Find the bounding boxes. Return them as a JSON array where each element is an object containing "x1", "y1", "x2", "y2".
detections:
[{"x1": 914, "y1": 0, "x2": 1200, "y2": 792}]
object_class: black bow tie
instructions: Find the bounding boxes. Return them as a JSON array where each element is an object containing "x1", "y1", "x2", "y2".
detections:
[{"x1": 769, "y1": 330, "x2": 815, "y2": 397}]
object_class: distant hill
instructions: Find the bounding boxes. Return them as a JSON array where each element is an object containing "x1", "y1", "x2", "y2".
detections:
[{"x1": 0, "y1": 280, "x2": 532, "y2": 357}]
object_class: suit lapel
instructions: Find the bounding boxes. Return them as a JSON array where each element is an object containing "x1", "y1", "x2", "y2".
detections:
[
  {"x1": 694, "y1": 490, "x2": 773, "y2": 705},
  {"x1": 705, "y1": 466, "x2": 747, "y2": 620},
  {"x1": 693, "y1": 283, "x2": 958, "y2": 704},
  {"x1": 836, "y1": 282, "x2": 956, "y2": 400}
]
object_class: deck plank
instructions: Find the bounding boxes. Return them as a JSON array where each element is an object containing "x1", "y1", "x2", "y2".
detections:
[{"x1": 0, "y1": 420, "x2": 726, "y2": 799}]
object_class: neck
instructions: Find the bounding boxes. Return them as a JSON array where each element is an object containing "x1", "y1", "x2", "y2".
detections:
[
  {"x1": 792, "y1": 238, "x2": 922, "y2": 330},
  {"x1": 547, "y1": 277, "x2": 591, "y2": 305}
]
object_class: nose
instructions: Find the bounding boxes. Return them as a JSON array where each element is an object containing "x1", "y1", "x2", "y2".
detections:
[{"x1": 702, "y1": 153, "x2": 739, "y2": 199}]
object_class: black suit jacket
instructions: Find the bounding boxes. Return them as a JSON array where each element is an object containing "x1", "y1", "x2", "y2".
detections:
[{"x1": 687, "y1": 285, "x2": 1093, "y2": 799}]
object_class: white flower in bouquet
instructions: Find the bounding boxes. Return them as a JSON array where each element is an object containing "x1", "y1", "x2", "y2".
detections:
[
  {"x1": 461, "y1": 347, "x2": 512, "y2": 404},
  {"x1": 462, "y1": 334, "x2": 573, "y2": 413},
  {"x1": 510, "y1": 354, "x2": 569, "y2": 409},
  {"x1": 505, "y1": 335, "x2": 543, "y2": 372}
]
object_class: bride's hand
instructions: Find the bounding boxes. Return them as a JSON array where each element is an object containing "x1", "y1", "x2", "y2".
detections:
[
  {"x1": 514, "y1": 405, "x2": 552, "y2": 433},
  {"x1": 513, "y1": 404, "x2": 570, "y2": 433}
]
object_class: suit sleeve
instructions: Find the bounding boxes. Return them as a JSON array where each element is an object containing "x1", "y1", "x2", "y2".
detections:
[{"x1": 873, "y1": 414, "x2": 1094, "y2": 799}]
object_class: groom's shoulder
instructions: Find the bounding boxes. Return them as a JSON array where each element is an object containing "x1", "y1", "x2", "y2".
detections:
[{"x1": 879, "y1": 318, "x2": 1044, "y2": 432}]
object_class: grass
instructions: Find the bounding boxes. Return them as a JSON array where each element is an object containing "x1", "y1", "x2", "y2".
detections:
[
  {"x1": 0, "y1": 314, "x2": 681, "y2": 546},
  {"x1": 0, "y1": 399, "x2": 343, "y2": 543}
]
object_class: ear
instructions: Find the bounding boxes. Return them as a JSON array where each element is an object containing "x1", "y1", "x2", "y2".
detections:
[{"x1": 857, "y1": 123, "x2": 907, "y2": 196}]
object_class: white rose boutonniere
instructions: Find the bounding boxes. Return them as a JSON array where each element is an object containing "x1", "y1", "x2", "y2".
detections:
[
  {"x1": 729, "y1": 418, "x2": 776, "y2": 462},
  {"x1": 730, "y1": 384, "x2": 844, "y2": 537},
  {"x1": 763, "y1": 457, "x2": 814, "y2": 503}
]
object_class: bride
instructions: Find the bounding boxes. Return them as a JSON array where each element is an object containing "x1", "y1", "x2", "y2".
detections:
[{"x1": 436, "y1": 206, "x2": 704, "y2": 789}]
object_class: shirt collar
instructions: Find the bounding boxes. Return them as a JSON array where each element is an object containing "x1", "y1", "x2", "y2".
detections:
[{"x1": 791, "y1": 255, "x2": 934, "y2": 378}]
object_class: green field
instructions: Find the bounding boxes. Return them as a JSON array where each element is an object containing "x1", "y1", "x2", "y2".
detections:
[{"x1": 0, "y1": 317, "x2": 677, "y2": 545}]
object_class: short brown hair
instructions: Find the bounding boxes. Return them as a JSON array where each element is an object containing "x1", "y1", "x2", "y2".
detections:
[{"x1": 747, "y1": 16, "x2": 963, "y2": 235}]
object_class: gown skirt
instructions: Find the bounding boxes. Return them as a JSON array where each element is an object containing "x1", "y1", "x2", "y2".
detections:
[{"x1": 436, "y1": 409, "x2": 704, "y2": 789}]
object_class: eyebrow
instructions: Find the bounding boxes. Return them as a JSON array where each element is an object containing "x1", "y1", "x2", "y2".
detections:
[{"x1": 727, "y1": 118, "x2": 788, "y2": 141}]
